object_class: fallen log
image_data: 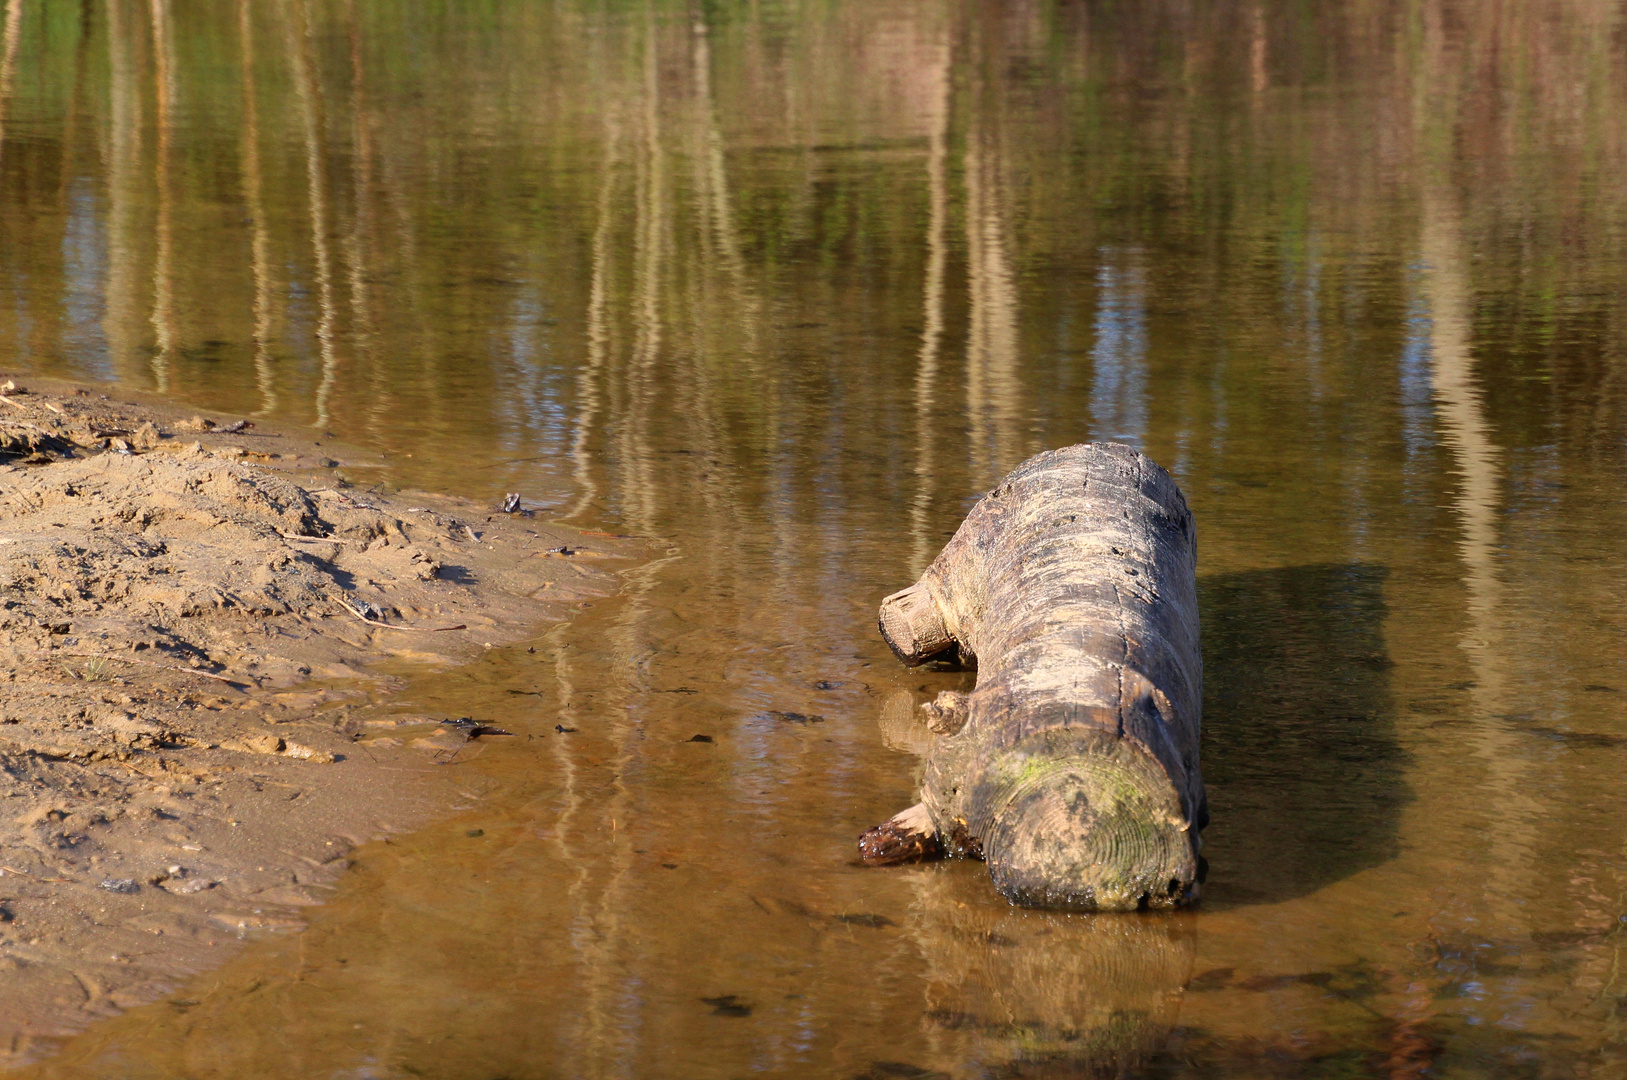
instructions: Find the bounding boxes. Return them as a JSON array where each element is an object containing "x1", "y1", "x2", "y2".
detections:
[{"x1": 861, "y1": 443, "x2": 1207, "y2": 911}]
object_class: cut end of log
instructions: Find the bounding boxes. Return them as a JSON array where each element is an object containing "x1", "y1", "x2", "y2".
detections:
[
  {"x1": 976, "y1": 729, "x2": 1199, "y2": 912},
  {"x1": 877, "y1": 582, "x2": 956, "y2": 666}
]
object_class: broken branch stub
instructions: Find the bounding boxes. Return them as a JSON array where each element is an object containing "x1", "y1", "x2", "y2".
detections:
[
  {"x1": 862, "y1": 443, "x2": 1206, "y2": 912},
  {"x1": 877, "y1": 581, "x2": 957, "y2": 665}
]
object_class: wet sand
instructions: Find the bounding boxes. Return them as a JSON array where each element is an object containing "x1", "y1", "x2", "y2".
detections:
[{"x1": 0, "y1": 377, "x2": 633, "y2": 1059}]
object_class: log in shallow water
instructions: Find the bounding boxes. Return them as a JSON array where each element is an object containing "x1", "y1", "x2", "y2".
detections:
[{"x1": 863, "y1": 443, "x2": 1207, "y2": 911}]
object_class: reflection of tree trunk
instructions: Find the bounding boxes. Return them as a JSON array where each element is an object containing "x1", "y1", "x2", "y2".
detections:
[
  {"x1": 1422, "y1": 196, "x2": 1503, "y2": 706},
  {"x1": 1420, "y1": 185, "x2": 1537, "y2": 874},
  {"x1": 570, "y1": 18, "x2": 668, "y2": 1075},
  {"x1": 692, "y1": 26, "x2": 754, "y2": 317},
  {"x1": 287, "y1": 0, "x2": 338, "y2": 427},
  {"x1": 104, "y1": 0, "x2": 146, "y2": 383},
  {"x1": 239, "y1": 0, "x2": 277, "y2": 414},
  {"x1": 375, "y1": 140, "x2": 436, "y2": 409},
  {"x1": 625, "y1": 18, "x2": 664, "y2": 530},
  {"x1": 683, "y1": 15, "x2": 753, "y2": 537},
  {"x1": 963, "y1": 97, "x2": 1022, "y2": 486},
  {"x1": 149, "y1": 0, "x2": 176, "y2": 392},
  {"x1": 1088, "y1": 256, "x2": 1149, "y2": 444},
  {"x1": 1415, "y1": 0, "x2": 1541, "y2": 937},
  {"x1": 58, "y1": 0, "x2": 96, "y2": 199},
  {"x1": 0, "y1": 0, "x2": 21, "y2": 168},
  {"x1": 1412, "y1": 180, "x2": 1539, "y2": 1080},
  {"x1": 345, "y1": 0, "x2": 383, "y2": 439},
  {"x1": 564, "y1": 120, "x2": 620, "y2": 522},
  {"x1": 1248, "y1": 3, "x2": 1268, "y2": 95},
  {"x1": 909, "y1": 35, "x2": 951, "y2": 579}
]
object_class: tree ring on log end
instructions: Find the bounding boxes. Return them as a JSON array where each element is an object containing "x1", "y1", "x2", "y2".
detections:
[{"x1": 975, "y1": 728, "x2": 1198, "y2": 912}]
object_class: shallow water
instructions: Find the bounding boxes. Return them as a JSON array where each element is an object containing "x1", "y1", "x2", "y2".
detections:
[{"x1": 2, "y1": 0, "x2": 1627, "y2": 1075}]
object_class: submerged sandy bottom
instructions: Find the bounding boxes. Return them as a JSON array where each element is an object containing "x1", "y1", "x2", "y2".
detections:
[{"x1": 0, "y1": 381, "x2": 633, "y2": 1060}]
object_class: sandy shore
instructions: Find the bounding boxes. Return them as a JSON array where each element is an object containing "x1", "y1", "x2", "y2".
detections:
[{"x1": 0, "y1": 378, "x2": 631, "y2": 1060}]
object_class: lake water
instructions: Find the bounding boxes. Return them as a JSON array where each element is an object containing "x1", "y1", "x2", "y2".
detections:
[{"x1": 2, "y1": 0, "x2": 1626, "y2": 1076}]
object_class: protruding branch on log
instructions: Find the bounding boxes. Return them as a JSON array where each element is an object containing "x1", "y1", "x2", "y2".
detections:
[
  {"x1": 920, "y1": 690, "x2": 968, "y2": 735},
  {"x1": 878, "y1": 581, "x2": 957, "y2": 665},
  {"x1": 856, "y1": 802, "x2": 943, "y2": 865},
  {"x1": 860, "y1": 443, "x2": 1207, "y2": 911}
]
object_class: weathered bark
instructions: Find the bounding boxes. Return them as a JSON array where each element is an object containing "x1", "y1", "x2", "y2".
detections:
[{"x1": 862, "y1": 443, "x2": 1206, "y2": 911}]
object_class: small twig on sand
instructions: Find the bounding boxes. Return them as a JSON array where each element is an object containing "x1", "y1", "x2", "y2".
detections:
[
  {"x1": 52, "y1": 651, "x2": 245, "y2": 686},
  {"x1": 334, "y1": 596, "x2": 466, "y2": 633},
  {"x1": 0, "y1": 394, "x2": 63, "y2": 416},
  {"x1": 1, "y1": 865, "x2": 72, "y2": 883},
  {"x1": 278, "y1": 530, "x2": 359, "y2": 545}
]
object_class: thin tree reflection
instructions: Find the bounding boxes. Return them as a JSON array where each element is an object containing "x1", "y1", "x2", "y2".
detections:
[
  {"x1": 909, "y1": 31, "x2": 951, "y2": 579},
  {"x1": 0, "y1": 0, "x2": 21, "y2": 168},
  {"x1": 239, "y1": 0, "x2": 276, "y2": 415},
  {"x1": 963, "y1": 104, "x2": 1023, "y2": 486},
  {"x1": 286, "y1": 0, "x2": 338, "y2": 428},
  {"x1": 103, "y1": 0, "x2": 147, "y2": 385},
  {"x1": 566, "y1": 116, "x2": 621, "y2": 522},
  {"x1": 147, "y1": 0, "x2": 175, "y2": 392},
  {"x1": 1088, "y1": 255, "x2": 1150, "y2": 446}
]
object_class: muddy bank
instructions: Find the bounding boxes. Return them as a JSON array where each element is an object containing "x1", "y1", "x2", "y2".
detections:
[{"x1": 0, "y1": 380, "x2": 632, "y2": 1062}]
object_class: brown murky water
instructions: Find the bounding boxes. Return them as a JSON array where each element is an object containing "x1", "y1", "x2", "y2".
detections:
[{"x1": 2, "y1": 0, "x2": 1627, "y2": 1075}]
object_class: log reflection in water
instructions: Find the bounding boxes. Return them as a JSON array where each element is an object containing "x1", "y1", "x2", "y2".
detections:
[{"x1": 907, "y1": 867, "x2": 1194, "y2": 1076}]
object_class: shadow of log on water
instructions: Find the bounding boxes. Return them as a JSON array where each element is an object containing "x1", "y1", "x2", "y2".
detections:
[{"x1": 1198, "y1": 563, "x2": 1409, "y2": 908}]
